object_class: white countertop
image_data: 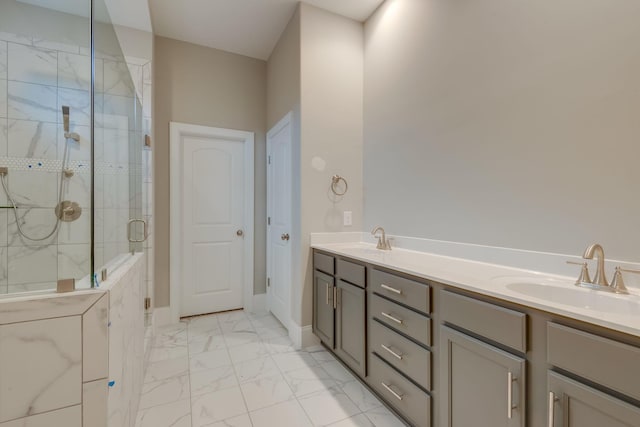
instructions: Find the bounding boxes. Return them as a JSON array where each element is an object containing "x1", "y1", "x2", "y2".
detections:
[{"x1": 311, "y1": 242, "x2": 640, "y2": 338}]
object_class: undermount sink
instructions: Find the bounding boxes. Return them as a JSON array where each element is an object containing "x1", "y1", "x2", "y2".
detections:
[{"x1": 504, "y1": 280, "x2": 639, "y2": 314}]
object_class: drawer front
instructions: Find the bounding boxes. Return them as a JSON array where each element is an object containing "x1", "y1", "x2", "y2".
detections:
[
  {"x1": 441, "y1": 290, "x2": 527, "y2": 353},
  {"x1": 370, "y1": 269, "x2": 430, "y2": 313},
  {"x1": 337, "y1": 258, "x2": 365, "y2": 288},
  {"x1": 371, "y1": 294, "x2": 431, "y2": 347},
  {"x1": 547, "y1": 323, "x2": 640, "y2": 402},
  {"x1": 370, "y1": 319, "x2": 431, "y2": 391},
  {"x1": 369, "y1": 354, "x2": 431, "y2": 427},
  {"x1": 314, "y1": 251, "x2": 335, "y2": 275}
]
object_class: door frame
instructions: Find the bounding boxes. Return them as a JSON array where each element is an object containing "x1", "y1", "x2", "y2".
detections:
[
  {"x1": 169, "y1": 122, "x2": 254, "y2": 323},
  {"x1": 266, "y1": 111, "x2": 293, "y2": 331}
]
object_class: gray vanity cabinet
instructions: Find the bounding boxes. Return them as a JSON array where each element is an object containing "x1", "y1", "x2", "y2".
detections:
[
  {"x1": 313, "y1": 252, "x2": 367, "y2": 376},
  {"x1": 335, "y1": 279, "x2": 366, "y2": 376},
  {"x1": 546, "y1": 323, "x2": 640, "y2": 427},
  {"x1": 441, "y1": 326, "x2": 526, "y2": 427},
  {"x1": 548, "y1": 372, "x2": 640, "y2": 427},
  {"x1": 312, "y1": 249, "x2": 640, "y2": 427},
  {"x1": 313, "y1": 270, "x2": 335, "y2": 347}
]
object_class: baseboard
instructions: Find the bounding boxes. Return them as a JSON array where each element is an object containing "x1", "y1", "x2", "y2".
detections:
[
  {"x1": 289, "y1": 322, "x2": 320, "y2": 350},
  {"x1": 153, "y1": 306, "x2": 174, "y2": 331},
  {"x1": 301, "y1": 325, "x2": 319, "y2": 348},
  {"x1": 251, "y1": 293, "x2": 267, "y2": 313}
]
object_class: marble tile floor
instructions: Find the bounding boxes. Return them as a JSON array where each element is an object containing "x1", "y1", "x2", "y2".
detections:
[{"x1": 136, "y1": 309, "x2": 407, "y2": 427}]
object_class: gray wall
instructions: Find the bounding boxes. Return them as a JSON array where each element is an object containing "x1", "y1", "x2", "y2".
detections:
[
  {"x1": 266, "y1": 4, "x2": 364, "y2": 327},
  {"x1": 267, "y1": 6, "x2": 300, "y2": 131},
  {"x1": 153, "y1": 36, "x2": 267, "y2": 307},
  {"x1": 299, "y1": 4, "x2": 363, "y2": 326},
  {"x1": 364, "y1": 0, "x2": 640, "y2": 261},
  {"x1": 266, "y1": 6, "x2": 303, "y2": 325}
]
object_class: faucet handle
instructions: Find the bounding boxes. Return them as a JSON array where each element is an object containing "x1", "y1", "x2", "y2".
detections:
[
  {"x1": 566, "y1": 261, "x2": 592, "y2": 286},
  {"x1": 611, "y1": 267, "x2": 640, "y2": 294}
]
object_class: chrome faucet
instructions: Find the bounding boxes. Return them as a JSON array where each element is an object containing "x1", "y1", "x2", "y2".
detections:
[
  {"x1": 371, "y1": 226, "x2": 391, "y2": 250},
  {"x1": 583, "y1": 243, "x2": 608, "y2": 287}
]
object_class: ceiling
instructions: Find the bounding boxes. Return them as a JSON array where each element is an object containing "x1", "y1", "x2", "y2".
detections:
[{"x1": 149, "y1": 0, "x2": 385, "y2": 60}]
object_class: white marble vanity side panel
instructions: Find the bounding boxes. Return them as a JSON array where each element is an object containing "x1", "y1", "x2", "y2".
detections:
[
  {"x1": 83, "y1": 379, "x2": 108, "y2": 427},
  {"x1": 83, "y1": 294, "x2": 109, "y2": 382},
  {"x1": 0, "y1": 405, "x2": 81, "y2": 427},
  {"x1": 0, "y1": 316, "x2": 81, "y2": 422}
]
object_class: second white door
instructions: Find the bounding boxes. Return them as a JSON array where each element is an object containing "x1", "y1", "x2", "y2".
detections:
[
  {"x1": 180, "y1": 128, "x2": 246, "y2": 317},
  {"x1": 267, "y1": 113, "x2": 293, "y2": 328}
]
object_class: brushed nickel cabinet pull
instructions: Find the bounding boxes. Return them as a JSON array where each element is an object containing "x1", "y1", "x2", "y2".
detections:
[
  {"x1": 381, "y1": 311, "x2": 403, "y2": 325},
  {"x1": 548, "y1": 391, "x2": 558, "y2": 427},
  {"x1": 381, "y1": 382, "x2": 403, "y2": 401},
  {"x1": 381, "y1": 344, "x2": 403, "y2": 360},
  {"x1": 507, "y1": 372, "x2": 516, "y2": 419},
  {"x1": 381, "y1": 284, "x2": 402, "y2": 295},
  {"x1": 326, "y1": 283, "x2": 330, "y2": 305}
]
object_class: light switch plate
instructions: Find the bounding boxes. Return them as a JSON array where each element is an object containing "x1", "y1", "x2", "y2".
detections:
[{"x1": 343, "y1": 211, "x2": 353, "y2": 227}]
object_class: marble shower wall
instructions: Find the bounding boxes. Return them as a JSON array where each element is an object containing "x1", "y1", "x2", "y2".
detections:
[
  {"x1": 0, "y1": 28, "x2": 147, "y2": 294},
  {"x1": 0, "y1": 32, "x2": 92, "y2": 294}
]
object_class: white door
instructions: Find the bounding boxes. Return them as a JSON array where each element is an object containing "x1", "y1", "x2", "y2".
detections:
[
  {"x1": 180, "y1": 130, "x2": 245, "y2": 317},
  {"x1": 267, "y1": 113, "x2": 293, "y2": 328}
]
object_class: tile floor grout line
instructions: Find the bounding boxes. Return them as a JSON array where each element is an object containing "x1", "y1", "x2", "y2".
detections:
[
  {"x1": 185, "y1": 319, "x2": 194, "y2": 427},
  {"x1": 225, "y1": 310, "x2": 298, "y2": 425},
  {"x1": 191, "y1": 313, "x2": 254, "y2": 427},
  {"x1": 226, "y1": 335, "x2": 256, "y2": 427},
  {"x1": 140, "y1": 310, "x2": 403, "y2": 427}
]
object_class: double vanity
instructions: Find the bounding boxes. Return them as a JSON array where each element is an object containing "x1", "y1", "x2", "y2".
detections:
[{"x1": 311, "y1": 241, "x2": 640, "y2": 427}]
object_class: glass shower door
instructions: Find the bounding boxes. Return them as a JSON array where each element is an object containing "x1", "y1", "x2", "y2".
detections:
[{"x1": 93, "y1": 0, "x2": 146, "y2": 283}]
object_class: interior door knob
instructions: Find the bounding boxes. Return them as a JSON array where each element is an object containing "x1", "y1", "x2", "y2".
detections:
[
  {"x1": 237, "y1": 229, "x2": 244, "y2": 237},
  {"x1": 281, "y1": 233, "x2": 290, "y2": 241}
]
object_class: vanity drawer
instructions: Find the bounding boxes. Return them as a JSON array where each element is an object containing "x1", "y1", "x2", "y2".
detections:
[
  {"x1": 337, "y1": 258, "x2": 365, "y2": 288},
  {"x1": 371, "y1": 294, "x2": 431, "y2": 347},
  {"x1": 370, "y1": 269, "x2": 430, "y2": 313},
  {"x1": 369, "y1": 354, "x2": 431, "y2": 427},
  {"x1": 547, "y1": 323, "x2": 640, "y2": 401},
  {"x1": 441, "y1": 290, "x2": 527, "y2": 353},
  {"x1": 371, "y1": 319, "x2": 431, "y2": 391},
  {"x1": 313, "y1": 252, "x2": 335, "y2": 275}
]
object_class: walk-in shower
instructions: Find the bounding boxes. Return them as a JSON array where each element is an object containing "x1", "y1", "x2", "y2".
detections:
[{"x1": 0, "y1": 0, "x2": 151, "y2": 296}]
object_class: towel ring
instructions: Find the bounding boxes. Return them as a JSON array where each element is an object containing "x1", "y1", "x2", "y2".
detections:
[{"x1": 331, "y1": 175, "x2": 348, "y2": 196}]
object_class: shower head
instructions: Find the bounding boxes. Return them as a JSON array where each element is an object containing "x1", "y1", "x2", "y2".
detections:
[
  {"x1": 61, "y1": 106, "x2": 80, "y2": 142},
  {"x1": 62, "y1": 105, "x2": 70, "y2": 133}
]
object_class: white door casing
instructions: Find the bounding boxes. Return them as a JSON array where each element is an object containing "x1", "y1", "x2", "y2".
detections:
[
  {"x1": 267, "y1": 112, "x2": 293, "y2": 329},
  {"x1": 170, "y1": 122, "x2": 254, "y2": 320}
]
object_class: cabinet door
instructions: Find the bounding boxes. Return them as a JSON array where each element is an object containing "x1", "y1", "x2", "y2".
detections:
[
  {"x1": 548, "y1": 371, "x2": 640, "y2": 427},
  {"x1": 335, "y1": 279, "x2": 366, "y2": 376},
  {"x1": 441, "y1": 326, "x2": 525, "y2": 427},
  {"x1": 313, "y1": 270, "x2": 335, "y2": 347}
]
